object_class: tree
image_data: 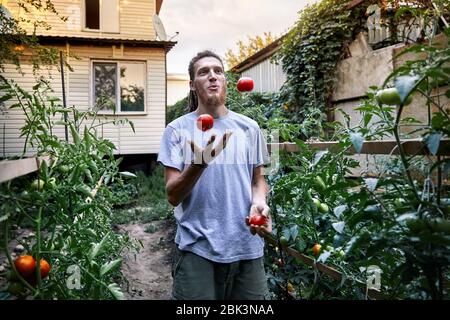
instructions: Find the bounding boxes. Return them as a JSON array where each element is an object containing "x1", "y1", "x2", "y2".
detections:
[
  {"x1": 0, "y1": 0, "x2": 66, "y2": 72},
  {"x1": 224, "y1": 32, "x2": 277, "y2": 69}
]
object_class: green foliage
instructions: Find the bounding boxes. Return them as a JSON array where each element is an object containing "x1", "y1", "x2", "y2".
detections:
[
  {"x1": 167, "y1": 96, "x2": 188, "y2": 124},
  {"x1": 110, "y1": 167, "x2": 173, "y2": 225},
  {"x1": 276, "y1": 0, "x2": 367, "y2": 138},
  {"x1": 224, "y1": 32, "x2": 277, "y2": 69},
  {"x1": 0, "y1": 76, "x2": 139, "y2": 300},
  {"x1": 267, "y1": 25, "x2": 450, "y2": 300},
  {"x1": 0, "y1": 0, "x2": 70, "y2": 73}
]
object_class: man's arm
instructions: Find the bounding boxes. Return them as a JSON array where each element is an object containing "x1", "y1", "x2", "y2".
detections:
[
  {"x1": 246, "y1": 165, "x2": 272, "y2": 236},
  {"x1": 164, "y1": 165, "x2": 206, "y2": 207},
  {"x1": 251, "y1": 165, "x2": 269, "y2": 207}
]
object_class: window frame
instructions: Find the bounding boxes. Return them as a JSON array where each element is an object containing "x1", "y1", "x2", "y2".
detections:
[
  {"x1": 82, "y1": 0, "x2": 120, "y2": 33},
  {"x1": 91, "y1": 59, "x2": 147, "y2": 115},
  {"x1": 83, "y1": 0, "x2": 101, "y2": 31}
]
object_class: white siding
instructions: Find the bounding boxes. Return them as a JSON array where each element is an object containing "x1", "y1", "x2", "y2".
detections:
[
  {"x1": 241, "y1": 58, "x2": 286, "y2": 93},
  {"x1": 4, "y1": 0, "x2": 158, "y2": 40},
  {"x1": 0, "y1": 44, "x2": 166, "y2": 157},
  {"x1": 167, "y1": 74, "x2": 189, "y2": 106}
]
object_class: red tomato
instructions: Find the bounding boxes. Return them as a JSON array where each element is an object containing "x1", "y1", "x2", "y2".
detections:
[
  {"x1": 39, "y1": 259, "x2": 51, "y2": 279},
  {"x1": 312, "y1": 244, "x2": 322, "y2": 256},
  {"x1": 236, "y1": 77, "x2": 254, "y2": 92},
  {"x1": 196, "y1": 114, "x2": 214, "y2": 131},
  {"x1": 249, "y1": 214, "x2": 268, "y2": 226},
  {"x1": 14, "y1": 255, "x2": 36, "y2": 277}
]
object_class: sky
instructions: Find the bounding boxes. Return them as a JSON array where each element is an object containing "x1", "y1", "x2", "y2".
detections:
[{"x1": 159, "y1": 0, "x2": 318, "y2": 75}]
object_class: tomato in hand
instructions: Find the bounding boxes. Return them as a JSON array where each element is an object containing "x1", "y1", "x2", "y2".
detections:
[
  {"x1": 237, "y1": 77, "x2": 254, "y2": 92},
  {"x1": 196, "y1": 114, "x2": 214, "y2": 131},
  {"x1": 249, "y1": 214, "x2": 268, "y2": 226}
]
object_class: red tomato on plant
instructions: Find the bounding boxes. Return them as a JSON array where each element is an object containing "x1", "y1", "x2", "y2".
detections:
[
  {"x1": 14, "y1": 255, "x2": 36, "y2": 277},
  {"x1": 249, "y1": 214, "x2": 267, "y2": 226},
  {"x1": 236, "y1": 77, "x2": 254, "y2": 92},
  {"x1": 39, "y1": 259, "x2": 51, "y2": 279},
  {"x1": 312, "y1": 243, "x2": 322, "y2": 256},
  {"x1": 196, "y1": 114, "x2": 214, "y2": 131}
]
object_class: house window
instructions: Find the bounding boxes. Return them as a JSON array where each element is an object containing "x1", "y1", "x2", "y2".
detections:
[
  {"x1": 93, "y1": 61, "x2": 146, "y2": 113},
  {"x1": 85, "y1": 0, "x2": 100, "y2": 29},
  {"x1": 84, "y1": 0, "x2": 119, "y2": 32}
]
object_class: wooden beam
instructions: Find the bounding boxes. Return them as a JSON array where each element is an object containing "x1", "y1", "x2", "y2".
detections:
[
  {"x1": 346, "y1": 0, "x2": 366, "y2": 10},
  {"x1": 0, "y1": 156, "x2": 51, "y2": 183},
  {"x1": 268, "y1": 139, "x2": 450, "y2": 156}
]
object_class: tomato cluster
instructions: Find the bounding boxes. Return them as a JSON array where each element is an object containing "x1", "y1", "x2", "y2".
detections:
[{"x1": 14, "y1": 255, "x2": 51, "y2": 281}]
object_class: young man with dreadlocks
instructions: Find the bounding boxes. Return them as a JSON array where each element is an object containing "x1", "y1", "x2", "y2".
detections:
[{"x1": 157, "y1": 50, "x2": 272, "y2": 300}]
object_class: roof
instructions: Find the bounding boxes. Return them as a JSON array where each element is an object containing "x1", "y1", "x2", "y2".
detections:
[
  {"x1": 36, "y1": 35, "x2": 176, "y2": 53},
  {"x1": 230, "y1": 35, "x2": 286, "y2": 73},
  {"x1": 167, "y1": 73, "x2": 190, "y2": 81}
]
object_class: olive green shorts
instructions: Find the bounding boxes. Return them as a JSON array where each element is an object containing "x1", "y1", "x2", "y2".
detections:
[{"x1": 171, "y1": 247, "x2": 269, "y2": 300}]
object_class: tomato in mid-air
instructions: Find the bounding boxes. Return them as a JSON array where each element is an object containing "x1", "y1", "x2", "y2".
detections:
[
  {"x1": 236, "y1": 77, "x2": 254, "y2": 92},
  {"x1": 248, "y1": 214, "x2": 268, "y2": 226},
  {"x1": 196, "y1": 114, "x2": 214, "y2": 131}
]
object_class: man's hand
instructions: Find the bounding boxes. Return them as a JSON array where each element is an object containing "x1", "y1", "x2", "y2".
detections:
[
  {"x1": 246, "y1": 204, "x2": 272, "y2": 237},
  {"x1": 187, "y1": 132, "x2": 233, "y2": 165}
]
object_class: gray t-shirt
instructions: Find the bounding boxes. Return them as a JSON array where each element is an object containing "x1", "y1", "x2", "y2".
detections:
[{"x1": 157, "y1": 110, "x2": 270, "y2": 263}]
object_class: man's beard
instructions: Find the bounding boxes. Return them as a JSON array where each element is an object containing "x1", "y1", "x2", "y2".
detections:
[
  {"x1": 197, "y1": 86, "x2": 226, "y2": 107},
  {"x1": 206, "y1": 91, "x2": 226, "y2": 107}
]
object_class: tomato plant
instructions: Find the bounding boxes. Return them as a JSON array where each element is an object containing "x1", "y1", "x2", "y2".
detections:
[{"x1": 0, "y1": 77, "x2": 139, "y2": 300}]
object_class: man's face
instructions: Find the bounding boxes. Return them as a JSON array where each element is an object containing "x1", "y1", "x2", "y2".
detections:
[{"x1": 190, "y1": 56, "x2": 227, "y2": 107}]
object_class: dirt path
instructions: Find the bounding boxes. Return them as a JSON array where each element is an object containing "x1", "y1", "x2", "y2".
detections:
[{"x1": 119, "y1": 220, "x2": 175, "y2": 300}]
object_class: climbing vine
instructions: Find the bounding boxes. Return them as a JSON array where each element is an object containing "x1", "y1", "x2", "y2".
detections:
[{"x1": 276, "y1": 0, "x2": 371, "y2": 139}]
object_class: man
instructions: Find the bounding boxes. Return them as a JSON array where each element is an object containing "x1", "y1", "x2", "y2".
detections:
[{"x1": 157, "y1": 50, "x2": 272, "y2": 300}]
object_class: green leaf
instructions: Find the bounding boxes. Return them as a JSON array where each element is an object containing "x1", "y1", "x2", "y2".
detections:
[
  {"x1": 0, "y1": 94, "x2": 12, "y2": 103},
  {"x1": 69, "y1": 123, "x2": 81, "y2": 145},
  {"x1": 394, "y1": 75, "x2": 420, "y2": 104},
  {"x1": 89, "y1": 233, "x2": 109, "y2": 261},
  {"x1": 425, "y1": 133, "x2": 442, "y2": 155},
  {"x1": 350, "y1": 132, "x2": 364, "y2": 153},
  {"x1": 312, "y1": 151, "x2": 328, "y2": 167},
  {"x1": 119, "y1": 171, "x2": 137, "y2": 179},
  {"x1": 100, "y1": 259, "x2": 122, "y2": 277},
  {"x1": 107, "y1": 283, "x2": 125, "y2": 300},
  {"x1": 363, "y1": 113, "x2": 373, "y2": 126},
  {"x1": 431, "y1": 113, "x2": 445, "y2": 130}
]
